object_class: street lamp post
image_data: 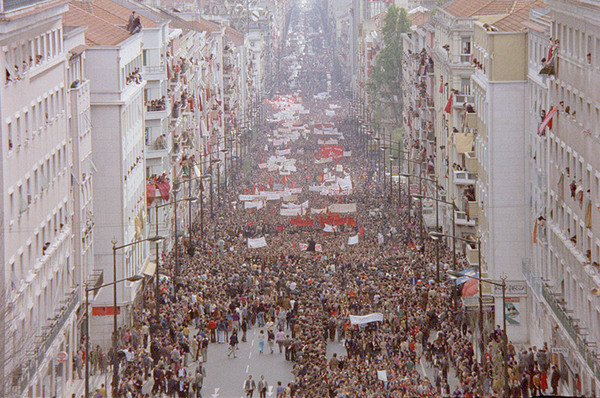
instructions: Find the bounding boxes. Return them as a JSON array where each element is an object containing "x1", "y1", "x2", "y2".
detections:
[
  {"x1": 201, "y1": 175, "x2": 211, "y2": 240},
  {"x1": 84, "y1": 274, "x2": 144, "y2": 398},
  {"x1": 432, "y1": 232, "x2": 483, "y2": 357},
  {"x1": 209, "y1": 158, "x2": 221, "y2": 221},
  {"x1": 152, "y1": 196, "x2": 196, "y2": 317},
  {"x1": 414, "y1": 194, "x2": 458, "y2": 272},
  {"x1": 448, "y1": 270, "x2": 508, "y2": 397},
  {"x1": 110, "y1": 235, "x2": 163, "y2": 397}
]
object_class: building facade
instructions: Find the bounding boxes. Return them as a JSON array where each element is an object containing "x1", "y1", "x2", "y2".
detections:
[
  {"x1": 524, "y1": 0, "x2": 600, "y2": 394},
  {"x1": 0, "y1": 0, "x2": 90, "y2": 396}
]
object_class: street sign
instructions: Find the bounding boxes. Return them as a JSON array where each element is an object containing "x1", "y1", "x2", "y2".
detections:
[
  {"x1": 56, "y1": 351, "x2": 68, "y2": 363},
  {"x1": 552, "y1": 348, "x2": 569, "y2": 355}
]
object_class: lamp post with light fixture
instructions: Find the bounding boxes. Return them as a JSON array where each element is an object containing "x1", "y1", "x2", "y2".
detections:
[{"x1": 110, "y1": 235, "x2": 164, "y2": 397}]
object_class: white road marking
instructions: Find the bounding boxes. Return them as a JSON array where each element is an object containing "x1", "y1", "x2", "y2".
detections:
[
  {"x1": 251, "y1": 339, "x2": 255, "y2": 347},
  {"x1": 246, "y1": 364, "x2": 250, "y2": 373},
  {"x1": 249, "y1": 351, "x2": 252, "y2": 359}
]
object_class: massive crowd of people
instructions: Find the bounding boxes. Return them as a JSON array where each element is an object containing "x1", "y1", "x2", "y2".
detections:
[{"x1": 75, "y1": 5, "x2": 569, "y2": 398}]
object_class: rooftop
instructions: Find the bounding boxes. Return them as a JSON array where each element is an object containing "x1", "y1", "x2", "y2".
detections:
[
  {"x1": 444, "y1": 0, "x2": 536, "y2": 18},
  {"x1": 409, "y1": 10, "x2": 430, "y2": 26},
  {"x1": 64, "y1": 3, "x2": 131, "y2": 46},
  {"x1": 71, "y1": 0, "x2": 156, "y2": 28},
  {"x1": 492, "y1": 0, "x2": 546, "y2": 32}
]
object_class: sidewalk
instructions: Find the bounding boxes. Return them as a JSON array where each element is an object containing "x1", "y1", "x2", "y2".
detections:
[{"x1": 65, "y1": 372, "x2": 110, "y2": 398}]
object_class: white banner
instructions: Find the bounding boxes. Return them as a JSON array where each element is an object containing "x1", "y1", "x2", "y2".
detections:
[
  {"x1": 276, "y1": 148, "x2": 291, "y2": 156},
  {"x1": 377, "y1": 370, "x2": 387, "y2": 382},
  {"x1": 239, "y1": 194, "x2": 266, "y2": 201},
  {"x1": 324, "y1": 224, "x2": 336, "y2": 233},
  {"x1": 348, "y1": 235, "x2": 359, "y2": 245},
  {"x1": 282, "y1": 195, "x2": 298, "y2": 202},
  {"x1": 280, "y1": 208, "x2": 303, "y2": 216},
  {"x1": 248, "y1": 237, "x2": 267, "y2": 249},
  {"x1": 283, "y1": 201, "x2": 309, "y2": 210},
  {"x1": 311, "y1": 207, "x2": 327, "y2": 214},
  {"x1": 244, "y1": 201, "x2": 264, "y2": 210},
  {"x1": 285, "y1": 187, "x2": 303, "y2": 194},
  {"x1": 336, "y1": 175, "x2": 353, "y2": 191},
  {"x1": 328, "y1": 203, "x2": 357, "y2": 214},
  {"x1": 315, "y1": 157, "x2": 333, "y2": 164},
  {"x1": 343, "y1": 151, "x2": 352, "y2": 157},
  {"x1": 349, "y1": 313, "x2": 384, "y2": 325}
]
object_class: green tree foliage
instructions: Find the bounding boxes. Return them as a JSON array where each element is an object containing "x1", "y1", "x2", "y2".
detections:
[{"x1": 367, "y1": 5, "x2": 411, "y2": 126}]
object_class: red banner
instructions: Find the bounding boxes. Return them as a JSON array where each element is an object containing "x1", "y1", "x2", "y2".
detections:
[
  {"x1": 291, "y1": 216, "x2": 314, "y2": 227},
  {"x1": 320, "y1": 145, "x2": 344, "y2": 159},
  {"x1": 92, "y1": 306, "x2": 121, "y2": 316},
  {"x1": 317, "y1": 214, "x2": 356, "y2": 227}
]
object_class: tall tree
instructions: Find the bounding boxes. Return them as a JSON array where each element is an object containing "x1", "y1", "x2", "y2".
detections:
[{"x1": 367, "y1": 5, "x2": 411, "y2": 127}]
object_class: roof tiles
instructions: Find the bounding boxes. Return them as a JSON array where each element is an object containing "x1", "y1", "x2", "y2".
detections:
[
  {"x1": 444, "y1": 0, "x2": 536, "y2": 18},
  {"x1": 492, "y1": 0, "x2": 546, "y2": 32},
  {"x1": 64, "y1": 4, "x2": 131, "y2": 45}
]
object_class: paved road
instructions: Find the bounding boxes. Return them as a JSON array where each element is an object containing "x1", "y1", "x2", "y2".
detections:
[{"x1": 199, "y1": 326, "x2": 294, "y2": 398}]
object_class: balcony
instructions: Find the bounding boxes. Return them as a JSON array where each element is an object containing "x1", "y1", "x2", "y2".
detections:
[
  {"x1": 455, "y1": 210, "x2": 476, "y2": 227},
  {"x1": 145, "y1": 100, "x2": 171, "y2": 121},
  {"x1": 466, "y1": 242, "x2": 479, "y2": 266},
  {"x1": 143, "y1": 65, "x2": 167, "y2": 81},
  {"x1": 15, "y1": 289, "x2": 80, "y2": 397},
  {"x1": 541, "y1": 283, "x2": 600, "y2": 380},
  {"x1": 453, "y1": 170, "x2": 477, "y2": 185},
  {"x1": 146, "y1": 140, "x2": 171, "y2": 159},
  {"x1": 453, "y1": 94, "x2": 475, "y2": 109},
  {"x1": 465, "y1": 151, "x2": 478, "y2": 173}
]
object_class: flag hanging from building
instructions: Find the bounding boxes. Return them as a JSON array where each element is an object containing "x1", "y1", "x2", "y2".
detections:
[
  {"x1": 537, "y1": 106, "x2": 558, "y2": 135},
  {"x1": 444, "y1": 93, "x2": 453, "y2": 113}
]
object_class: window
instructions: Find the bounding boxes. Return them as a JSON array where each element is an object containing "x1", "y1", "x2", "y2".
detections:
[
  {"x1": 26, "y1": 178, "x2": 31, "y2": 204},
  {"x1": 7, "y1": 121, "x2": 13, "y2": 150},
  {"x1": 461, "y1": 78, "x2": 471, "y2": 95},
  {"x1": 9, "y1": 193, "x2": 14, "y2": 222},
  {"x1": 574, "y1": 29, "x2": 580, "y2": 59}
]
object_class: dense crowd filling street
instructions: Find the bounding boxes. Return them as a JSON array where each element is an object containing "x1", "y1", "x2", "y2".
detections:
[{"x1": 75, "y1": 4, "x2": 562, "y2": 398}]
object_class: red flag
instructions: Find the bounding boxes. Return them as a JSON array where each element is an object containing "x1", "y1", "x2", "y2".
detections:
[
  {"x1": 444, "y1": 93, "x2": 453, "y2": 113},
  {"x1": 408, "y1": 241, "x2": 416, "y2": 250},
  {"x1": 359, "y1": 226, "x2": 364, "y2": 237},
  {"x1": 538, "y1": 106, "x2": 559, "y2": 135},
  {"x1": 249, "y1": 220, "x2": 255, "y2": 226}
]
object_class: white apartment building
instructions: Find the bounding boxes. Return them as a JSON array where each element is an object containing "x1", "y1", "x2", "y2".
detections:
[
  {"x1": 523, "y1": 0, "x2": 600, "y2": 394},
  {"x1": 0, "y1": 0, "x2": 91, "y2": 396},
  {"x1": 469, "y1": 8, "x2": 539, "y2": 344},
  {"x1": 431, "y1": 0, "x2": 544, "y2": 346},
  {"x1": 64, "y1": 1, "x2": 149, "y2": 344}
]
